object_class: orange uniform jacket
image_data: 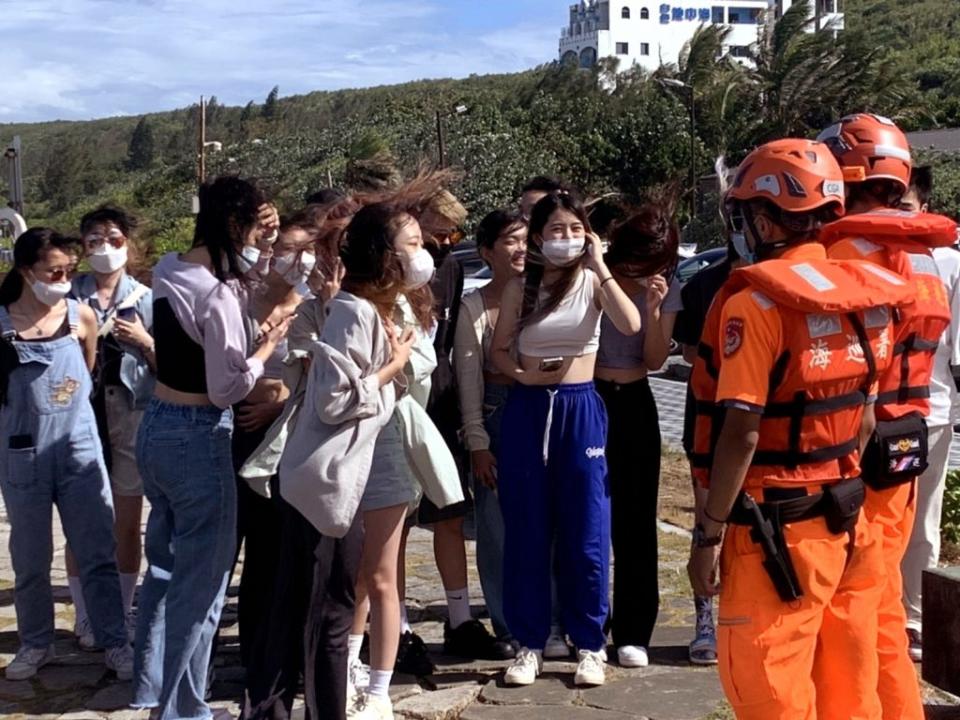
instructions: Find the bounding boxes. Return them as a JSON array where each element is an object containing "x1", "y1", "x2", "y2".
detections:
[
  {"x1": 822, "y1": 209, "x2": 956, "y2": 421},
  {"x1": 694, "y1": 243, "x2": 912, "y2": 492}
]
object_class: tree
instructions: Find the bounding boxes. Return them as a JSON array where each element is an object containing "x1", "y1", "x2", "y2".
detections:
[
  {"x1": 262, "y1": 86, "x2": 280, "y2": 120},
  {"x1": 41, "y1": 138, "x2": 96, "y2": 212},
  {"x1": 126, "y1": 117, "x2": 156, "y2": 170}
]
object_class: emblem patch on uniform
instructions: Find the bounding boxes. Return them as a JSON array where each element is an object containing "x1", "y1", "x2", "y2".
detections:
[
  {"x1": 50, "y1": 376, "x2": 80, "y2": 406},
  {"x1": 724, "y1": 318, "x2": 744, "y2": 357},
  {"x1": 806, "y1": 313, "x2": 842, "y2": 339}
]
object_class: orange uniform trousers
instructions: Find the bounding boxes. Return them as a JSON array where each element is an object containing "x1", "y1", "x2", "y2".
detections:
[
  {"x1": 717, "y1": 512, "x2": 883, "y2": 720},
  {"x1": 863, "y1": 483, "x2": 923, "y2": 720}
]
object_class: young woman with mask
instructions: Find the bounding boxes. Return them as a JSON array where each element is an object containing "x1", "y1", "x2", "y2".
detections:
[
  {"x1": 492, "y1": 192, "x2": 641, "y2": 688},
  {"x1": 0, "y1": 228, "x2": 133, "y2": 682},
  {"x1": 231, "y1": 207, "x2": 316, "y2": 668},
  {"x1": 454, "y1": 209, "x2": 527, "y2": 658},
  {"x1": 133, "y1": 176, "x2": 291, "y2": 720},
  {"x1": 67, "y1": 206, "x2": 155, "y2": 650},
  {"x1": 595, "y1": 206, "x2": 679, "y2": 668}
]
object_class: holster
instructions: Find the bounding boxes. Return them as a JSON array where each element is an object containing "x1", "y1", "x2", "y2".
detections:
[{"x1": 731, "y1": 493, "x2": 804, "y2": 602}]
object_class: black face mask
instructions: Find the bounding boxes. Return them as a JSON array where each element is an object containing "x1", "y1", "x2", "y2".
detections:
[{"x1": 426, "y1": 243, "x2": 453, "y2": 263}]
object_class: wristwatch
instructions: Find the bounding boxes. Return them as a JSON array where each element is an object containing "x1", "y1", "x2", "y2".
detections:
[{"x1": 693, "y1": 523, "x2": 724, "y2": 548}]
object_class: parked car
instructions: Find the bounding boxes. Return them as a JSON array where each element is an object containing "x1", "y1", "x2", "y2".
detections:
[{"x1": 675, "y1": 247, "x2": 727, "y2": 285}]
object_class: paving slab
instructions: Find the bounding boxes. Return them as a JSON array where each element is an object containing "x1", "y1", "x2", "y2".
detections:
[
  {"x1": 480, "y1": 676, "x2": 578, "y2": 706},
  {"x1": 36, "y1": 665, "x2": 106, "y2": 692},
  {"x1": 581, "y1": 670, "x2": 724, "y2": 720},
  {"x1": 393, "y1": 684, "x2": 482, "y2": 719},
  {"x1": 462, "y1": 704, "x2": 637, "y2": 720},
  {"x1": 85, "y1": 683, "x2": 133, "y2": 712}
]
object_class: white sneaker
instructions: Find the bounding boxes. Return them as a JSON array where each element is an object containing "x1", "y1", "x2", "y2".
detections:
[
  {"x1": 574, "y1": 649, "x2": 606, "y2": 686},
  {"x1": 74, "y1": 616, "x2": 98, "y2": 652},
  {"x1": 104, "y1": 644, "x2": 134, "y2": 681},
  {"x1": 346, "y1": 659, "x2": 371, "y2": 712},
  {"x1": 543, "y1": 629, "x2": 570, "y2": 659},
  {"x1": 504, "y1": 648, "x2": 542, "y2": 686},
  {"x1": 617, "y1": 645, "x2": 649, "y2": 668},
  {"x1": 346, "y1": 691, "x2": 394, "y2": 719},
  {"x1": 6, "y1": 645, "x2": 55, "y2": 680}
]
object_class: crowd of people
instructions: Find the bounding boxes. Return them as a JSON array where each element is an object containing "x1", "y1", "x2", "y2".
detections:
[{"x1": 0, "y1": 111, "x2": 955, "y2": 720}]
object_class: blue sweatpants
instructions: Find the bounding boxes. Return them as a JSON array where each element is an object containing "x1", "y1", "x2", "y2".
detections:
[{"x1": 497, "y1": 381, "x2": 611, "y2": 652}]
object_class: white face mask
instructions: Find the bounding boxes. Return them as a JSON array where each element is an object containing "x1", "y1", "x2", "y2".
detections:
[
  {"x1": 29, "y1": 275, "x2": 72, "y2": 306},
  {"x1": 235, "y1": 245, "x2": 264, "y2": 276},
  {"x1": 541, "y1": 236, "x2": 585, "y2": 267},
  {"x1": 273, "y1": 251, "x2": 317, "y2": 287},
  {"x1": 88, "y1": 244, "x2": 128, "y2": 274},
  {"x1": 400, "y1": 248, "x2": 435, "y2": 290}
]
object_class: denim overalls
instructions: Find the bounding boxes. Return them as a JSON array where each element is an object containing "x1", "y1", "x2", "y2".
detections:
[{"x1": 0, "y1": 301, "x2": 126, "y2": 650}]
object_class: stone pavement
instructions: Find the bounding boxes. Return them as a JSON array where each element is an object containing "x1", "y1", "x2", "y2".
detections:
[{"x1": 0, "y1": 493, "x2": 732, "y2": 720}]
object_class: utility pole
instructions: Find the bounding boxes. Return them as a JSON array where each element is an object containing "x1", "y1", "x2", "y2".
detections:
[
  {"x1": 3, "y1": 137, "x2": 25, "y2": 216},
  {"x1": 197, "y1": 96, "x2": 207, "y2": 186},
  {"x1": 435, "y1": 110, "x2": 446, "y2": 169}
]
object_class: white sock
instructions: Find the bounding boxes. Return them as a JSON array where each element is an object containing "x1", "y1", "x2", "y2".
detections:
[
  {"x1": 120, "y1": 573, "x2": 139, "y2": 616},
  {"x1": 399, "y1": 605, "x2": 412, "y2": 635},
  {"x1": 445, "y1": 587, "x2": 472, "y2": 629},
  {"x1": 367, "y1": 669, "x2": 392, "y2": 699},
  {"x1": 348, "y1": 634, "x2": 364, "y2": 666},
  {"x1": 68, "y1": 576, "x2": 88, "y2": 627}
]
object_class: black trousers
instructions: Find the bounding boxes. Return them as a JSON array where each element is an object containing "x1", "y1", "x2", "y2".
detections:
[
  {"x1": 596, "y1": 377, "x2": 661, "y2": 648},
  {"x1": 243, "y1": 495, "x2": 363, "y2": 720}
]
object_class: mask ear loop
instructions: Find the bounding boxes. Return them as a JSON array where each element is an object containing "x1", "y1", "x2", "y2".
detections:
[{"x1": 743, "y1": 204, "x2": 791, "y2": 261}]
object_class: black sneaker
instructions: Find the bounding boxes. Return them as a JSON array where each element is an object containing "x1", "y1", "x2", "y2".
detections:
[
  {"x1": 443, "y1": 619, "x2": 509, "y2": 660},
  {"x1": 395, "y1": 631, "x2": 435, "y2": 676},
  {"x1": 907, "y1": 628, "x2": 922, "y2": 663}
]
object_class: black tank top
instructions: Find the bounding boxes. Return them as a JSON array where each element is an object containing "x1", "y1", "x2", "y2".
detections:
[{"x1": 153, "y1": 297, "x2": 207, "y2": 393}]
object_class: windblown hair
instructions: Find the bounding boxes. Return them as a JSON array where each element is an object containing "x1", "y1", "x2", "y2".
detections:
[
  {"x1": 605, "y1": 204, "x2": 680, "y2": 279},
  {"x1": 340, "y1": 203, "x2": 435, "y2": 331},
  {"x1": 476, "y1": 209, "x2": 526, "y2": 253},
  {"x1": 908, "y1": 165, "x2": 933, "y2": 208},
  {"x1": 518, "y1": 192, "x2": 592, "y2": 333},
  {"x1": 193, "y1": 176, "x2": 266, "y2": 284}
]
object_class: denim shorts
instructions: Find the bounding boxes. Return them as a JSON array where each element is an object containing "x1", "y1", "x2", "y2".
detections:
[{"x1": 360, "y1": 413, "x2": 417, "y2": 512}]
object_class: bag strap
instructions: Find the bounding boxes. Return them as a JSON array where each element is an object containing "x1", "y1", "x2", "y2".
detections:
[{"x1": 97, "y1": 283, "x2": 149, "y2": 338}]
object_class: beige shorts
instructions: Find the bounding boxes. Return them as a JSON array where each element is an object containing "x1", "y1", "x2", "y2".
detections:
[{"x1": 104, "y1": 387, "x2": 144, "y2": 497}]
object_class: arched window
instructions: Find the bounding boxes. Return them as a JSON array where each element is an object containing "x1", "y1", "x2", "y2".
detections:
[
  {"x1": 640, "y1": 7, "x2": 650, "y2": 19},
  {"x1": 622, "y1": 6, "x2": 631, "y2": 19}
]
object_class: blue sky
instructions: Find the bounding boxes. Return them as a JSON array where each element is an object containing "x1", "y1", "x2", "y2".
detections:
[{"x1": 1, "y1": 0, "x2": 564, "y2": 123}]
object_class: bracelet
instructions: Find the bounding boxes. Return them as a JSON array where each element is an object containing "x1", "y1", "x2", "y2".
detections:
[
  {"x1": 703, "y1": 506, "x2": 728, "y2": 525},
  {"x1": 600, "y1": 275, "x2": 615, "y2": 288}
]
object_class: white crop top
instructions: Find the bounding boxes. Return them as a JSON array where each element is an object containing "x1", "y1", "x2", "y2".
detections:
[{"x1": 517, "y1": 269, "x2": 602, "y2": 358}]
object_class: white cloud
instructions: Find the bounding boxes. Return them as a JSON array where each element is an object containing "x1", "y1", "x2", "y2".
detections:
[{"x1": 0, "y1": 0, "x2": 561, "y2": 122}]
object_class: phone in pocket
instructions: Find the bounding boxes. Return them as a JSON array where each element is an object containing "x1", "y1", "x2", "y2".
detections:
[{"x1": 539, "y1": 357, "x2": 564, "y2": 373}]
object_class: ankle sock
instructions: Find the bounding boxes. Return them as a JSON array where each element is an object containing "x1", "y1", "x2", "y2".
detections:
[
  {"x1": 399, "y1": 605, "x2": 412, "y2": 635},
  {"x1": 68, "y1": 576, "x2": 88, "y2": 628},
  {"x1": 367, "y1": 669, "x2": 393, "y2": 698},
  {"x1": 120, "y1": 573, "x2": 138, "y2": 616},
  {"x1": 348, "y1": 634, "x2": 364, "y2": 665},
  {"x1": 445, "y1": 587, "x2": 472, "y2": 629}
]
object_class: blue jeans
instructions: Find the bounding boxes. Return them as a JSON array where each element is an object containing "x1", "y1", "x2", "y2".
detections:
[
  {"x1": 133, "y1": 400, "x2": 236, "y2": 720},
  {"x1": 473, "y1": 383, "x2": 510, "y2": 640}
]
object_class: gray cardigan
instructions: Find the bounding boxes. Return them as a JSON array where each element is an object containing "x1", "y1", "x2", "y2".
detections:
[{"x1": 278, "y1": 291, "x2": 396, "y2": 538}]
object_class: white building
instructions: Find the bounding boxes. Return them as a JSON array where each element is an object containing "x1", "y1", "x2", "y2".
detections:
[{"x1": 559, "y1": 0, "x2": 844, "y2": 72}]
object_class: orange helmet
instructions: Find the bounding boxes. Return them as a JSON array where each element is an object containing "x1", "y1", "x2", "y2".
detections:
[
  {"x1": 816, "y1": 113, "x2": 912, "y2": 191},
  {"x1": 727, "y1": 138, "x2": 846, "y2": 216}
]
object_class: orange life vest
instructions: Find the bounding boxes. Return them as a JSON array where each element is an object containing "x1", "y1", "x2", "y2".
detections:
[
  {"x1": 822, "y1": 209, "x2": 956, "y2": 420},
  {"x1": 695, "y1": 246, "x2": 912, "y2": 490},
  {"x1": 688, "y1": 282, "x2": 736, "y2": 487}
]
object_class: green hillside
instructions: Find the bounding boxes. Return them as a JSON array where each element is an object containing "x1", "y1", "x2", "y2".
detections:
[{"x1": 2, "y1": 0, "x2": 960, "y2": 256}]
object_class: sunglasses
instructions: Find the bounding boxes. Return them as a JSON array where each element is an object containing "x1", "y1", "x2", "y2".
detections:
[{"x1": 433, "y1": 229, "x2": 465, "y2": 245}]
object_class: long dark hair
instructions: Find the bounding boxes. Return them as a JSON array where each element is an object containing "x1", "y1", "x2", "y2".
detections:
[
  {"x1": 193, "y1": 176, "x2": 265, "y2": 283},
  {"x1": 518, "y1": 193, "x2": 592, "y2": 332},
  {"x1": 341, "y1": 203, "x2": 434, "y2": 330},
  {"x1": 605, "y1": 204, "x2": 680, "y2": 279},
  {"x1": 0, "y1": 228, "x2": 79, "y2": 307}
]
